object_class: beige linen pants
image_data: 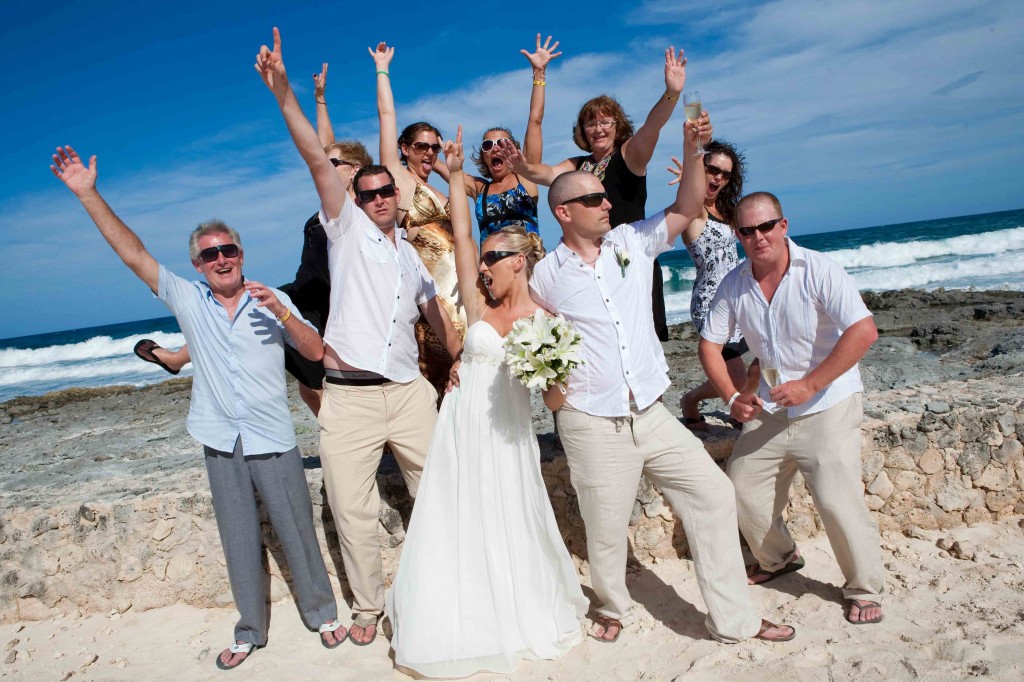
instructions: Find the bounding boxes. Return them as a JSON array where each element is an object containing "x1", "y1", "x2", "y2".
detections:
[
  {"x1": 318, "y1": 375, "x2": 438, "y2": 619},
  {"x1": 559, "y1": 401, "x2": 762, "y2": 643},
  {"x1": 727, "y1": 393, "x2": 885, "y2": 602}
]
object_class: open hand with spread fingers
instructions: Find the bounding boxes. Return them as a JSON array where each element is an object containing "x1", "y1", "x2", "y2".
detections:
[{"x1": 51, "y1": 145, "x2": 97, "y2": 197}]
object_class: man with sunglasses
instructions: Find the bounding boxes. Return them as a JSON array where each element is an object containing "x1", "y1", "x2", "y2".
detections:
[
  {"x1": 50, "y1": 145, "x2": 344, "y2": 669},
  {"x1": 698, "y1": 192, "x2": 884, "y2": 626},
  {"x1": 530, "y1": 120, "x2": 795, "y2": 645},
  {"x1": 257, "y1": 28, "x2": 462, "y2": 646}
]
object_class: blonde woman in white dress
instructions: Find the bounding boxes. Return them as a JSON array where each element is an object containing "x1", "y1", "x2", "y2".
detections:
[{"x1": 386, "y1": 127, "x2": 587, "y2": 678}]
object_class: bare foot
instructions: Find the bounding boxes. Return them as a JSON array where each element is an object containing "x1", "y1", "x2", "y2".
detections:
[
  {"x1": 217, "y1": 641, "x2": 251, "y2": 669},
  {"x1": 349, "y1": 622, "x2": 377, "y2": 645},
  {"x1": 755, "y1": 619, "x2": 796, "y2": 642},
  {"x1": 845, "y1": 600, "x2": 883, "y2": 624}
]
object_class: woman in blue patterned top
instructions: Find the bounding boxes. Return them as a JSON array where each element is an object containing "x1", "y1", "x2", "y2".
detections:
[{"x1": 436, "y1": 34, "x2": 560, "y2": 240}]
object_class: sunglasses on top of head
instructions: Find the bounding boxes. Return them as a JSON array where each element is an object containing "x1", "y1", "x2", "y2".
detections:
[
  {"x1": 560, "y1": 192, "x2": 609, "y2": 208},
  {"x1": 409, "y1": 141, "x2": 442, "y2": 154},
  {"x1": 479, "y1": 138, "x2": 511, "y2": 152},
  {"x1": 355, "y1": 183, "x2": 397, "y2": 203},
  {"x1": 198, "y1": 243, "x2": 240, "y2": 263},
  {"x1": 734, "y1": 217, "x2": 783, "y2": 238},
  {"x1": 704, "y1": 163, "x2": 733, "y2": 181},
  {"x1": 481, "y1": 250, "x2": 519, "y2": 266}
]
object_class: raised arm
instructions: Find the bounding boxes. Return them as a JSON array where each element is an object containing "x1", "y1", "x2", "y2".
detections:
[
  {"x1": 663, "y1": 112, "x2": 713, "y2": 243},
  {"x1": 620, "y1": 47, "x2": 686, "y2": 176},
  {"x1": 520, "y1": 33, "x2": 562, "y2": 195},
  {"x1": 313, "y1": 63, "x2": 335, "y2": 147},
  {"x1": 256, "y1": 28, "x2": 346, "y2": 220},
  {"x1": 493, "y1": 140, "x2": 575, "y2": 187},
  {"x1": 370, "y1": 43, "x2": 404, "y2": 179},
  {"x1": 50, "y1": 146, "x2": 159, "y2": 292},
  {"x1": 445, "y1": 127, "x2": 488, "y2": 321}
]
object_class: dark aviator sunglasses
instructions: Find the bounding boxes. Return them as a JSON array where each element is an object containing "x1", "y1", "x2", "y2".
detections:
[
  {"x1": 560, "y1": 192, "x2": 609, "y2": 208},
  {"x1": 409, "y1": 141, "x2": 442, "y2": 154},
  {"x1": 198, "y1": 244, "x2": 240, "y2": 263}
]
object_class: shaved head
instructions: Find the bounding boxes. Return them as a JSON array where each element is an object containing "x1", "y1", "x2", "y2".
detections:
[
  {"x1": 548, "y1": 171, "x2": 603, "y2": 213},
  {"x1": 734, "y1": 191, "x2": 783, "y2": 226}
]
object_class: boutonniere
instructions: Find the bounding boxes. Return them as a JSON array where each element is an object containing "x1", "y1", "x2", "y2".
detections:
[{"x1": 613, "y1": 245, "x2": 631, "y2": 277}]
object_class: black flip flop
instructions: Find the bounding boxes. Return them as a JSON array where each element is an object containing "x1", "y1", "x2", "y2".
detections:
[
  {"x1": 133, "y1": 339, "x2": 179, "y2": 375},
  {"x1": 747, "y1": 555, "x2": 806, "y2": 585},
  {"x1": 845, "y1": 599, "x2": 884, "y2": 625},
  {"x1": 682, "y1": 415, "x2": 708, "y2": 432}
]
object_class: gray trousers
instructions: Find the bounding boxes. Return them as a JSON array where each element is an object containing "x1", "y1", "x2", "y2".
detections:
[{"x1": 204, "y1": 437, "x2": 337, "y2": 646}]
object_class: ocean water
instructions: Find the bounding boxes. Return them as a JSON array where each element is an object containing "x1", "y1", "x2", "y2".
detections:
[{"x1": 2, "y1": 209, "x2": 1022, "y2": 403}]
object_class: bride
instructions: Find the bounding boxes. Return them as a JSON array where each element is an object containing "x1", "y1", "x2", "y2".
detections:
[{"x1": 386, "y1": 127, "x2": 588, "y2": 678}]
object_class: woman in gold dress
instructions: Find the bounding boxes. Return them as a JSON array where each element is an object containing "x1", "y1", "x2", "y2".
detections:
[{"x1": 370, "y1": 42, "x2": 464, "y2": 398}]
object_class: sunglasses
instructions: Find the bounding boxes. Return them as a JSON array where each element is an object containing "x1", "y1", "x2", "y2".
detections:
[
  {"x1": 704, "y1": 163, "x2": 733, "y2": 181},
  {"x1": 560, "y1": 192, "x2": 609, "y2": 208},
  {"x1": 479, "y1": 138, "x2": 511, "y2": 152},
  {"x1": 735, "y1": 218, "x2": 783, "y2": 237},
  {"x1": 330, "y1": 158, "x2": 354, "y2": 168},
  {"x1": 409, "y1": 141, "x2": 442, "y2": 154},
  {"x1": 481, "y1": 250, "x2": 519, "y2": 266},
  {"x1": 198, "y1": 243, "x2": 240, "y2": 263},
  {"x1": 355, "y1": 183, "x2": 397, "y2": 203}
]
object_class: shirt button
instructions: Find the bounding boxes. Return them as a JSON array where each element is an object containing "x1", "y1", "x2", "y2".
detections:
[
  {"x1": 615, "y1": 321, "x2": 620, "y2": 325},
  {"x1": 605, "y1": 298, "x2": 609, "y2": 302},
  {"x1": 621, "y1": 345, "x2": 626, "y2": 350}
]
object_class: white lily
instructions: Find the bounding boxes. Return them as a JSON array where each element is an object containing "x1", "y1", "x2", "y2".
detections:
[{"x1": 613, "y1": 245, "x2": 631, "y2": 278}]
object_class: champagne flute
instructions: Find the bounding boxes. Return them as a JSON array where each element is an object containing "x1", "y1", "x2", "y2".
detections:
[
  {"x1": 762, "y1": 367, "x2": 786, "y2": 413},
  {"x1": 683, "y1": 91, "x2": 706, "y2": 156}
]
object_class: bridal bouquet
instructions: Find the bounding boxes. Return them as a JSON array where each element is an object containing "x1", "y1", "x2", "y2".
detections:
[{"x1": 504, "y1": 310, "x2": 583, "y2": 391}]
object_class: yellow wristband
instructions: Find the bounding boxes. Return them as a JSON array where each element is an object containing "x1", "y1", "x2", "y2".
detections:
[
  {"x1": 665, "y1": 94, "x2": 678, "y2": 101},
  {"x1": 278, "y1": 309, "x2": 292, "y2": 324},
  {"x1": 533, "y1": 80, "x2": 546, "y2": 86}
]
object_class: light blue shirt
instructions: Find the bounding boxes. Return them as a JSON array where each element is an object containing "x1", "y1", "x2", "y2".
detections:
[{"x1": 157, "y1": 265, "x2": 316, "y2": 455}]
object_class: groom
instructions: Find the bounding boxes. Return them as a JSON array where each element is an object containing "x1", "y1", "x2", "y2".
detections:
[{"x1": 528, "y1": 118, "x2": 795, "y2": 643}]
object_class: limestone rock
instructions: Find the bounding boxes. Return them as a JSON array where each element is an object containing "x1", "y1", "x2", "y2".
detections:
[
  {"x1": 957, "y1": 442, "x2": 991, "y2": 478},
  {"x1": 893, "y1": 470, "x2": 925, "y2": 491},
  {"x1": 865, "y1": 494, "x2": 885, "y2": 511},
  {"x1": 867, "y1": 472, "x2": 894, "y2": 500},
  {"x1": 165, "y1": 555, "x2": 193, "y2": 582},
  {"x1": 974, "y1": 465, "x2": 1014, "y2": 492},
  {"x1": 150, "y1": 519, "x2": 174, "y2": 541},
  {"x1": 993, "y1": 438, "x2": 1023, "y2": 465},
  {"x1": 926, "y1": 402, "x2": 950, "y2": 414},
  {"x1": 918, "y1": 449, "x2": 944, "y2": 475},
  {"x1": 985, "y1": 490, "x2": 1018, "y2": 512},
  {"x1": 935, "y1": 476, "x2": 974, "y2": 512},
  {"x1": 950, "y1": 540, "x2": 975, "y2": 561},
  {"x1": 4, "y1": 650, "x2": 14, "y2": 664}
]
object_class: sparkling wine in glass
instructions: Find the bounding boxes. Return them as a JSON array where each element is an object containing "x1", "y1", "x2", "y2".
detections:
[
  {"x1": 683, "y1": 91, "x2": 706, "y2": 156},
  {"x1": 762, "y1": 368, "x2": 786, "y2": 413}
]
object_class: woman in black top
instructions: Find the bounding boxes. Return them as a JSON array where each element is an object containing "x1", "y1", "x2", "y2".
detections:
[{"x1": 498, "y1": 47, "x2": 690, "y2": 340}]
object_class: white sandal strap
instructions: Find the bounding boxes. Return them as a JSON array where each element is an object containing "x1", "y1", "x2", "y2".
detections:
[
  {"x1": 318, "y1": 620, "x2": 344, "y2": 634},
  {"x1": 227, "y1": 641, "x2": 254, "y2": 654}
]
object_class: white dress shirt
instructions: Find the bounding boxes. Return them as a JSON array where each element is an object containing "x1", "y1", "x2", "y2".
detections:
[
  {"x1": 320, "y1": 200, "x2": 437, "y2": 383},
  {"x1": 702, "y1": 238, "x2": 872, "y2": 417},
  {"x1": 531, "y1": 212, "x2": 673, "y2": 417}
]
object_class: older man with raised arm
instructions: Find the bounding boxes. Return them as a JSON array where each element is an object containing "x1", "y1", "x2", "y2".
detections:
[
  {"x1": 50, "y1": 147, "x2": 344, "y2": 670},
  {"x1": 528, "y1": 118, "x2": 794, "y2": 644},
  {"x1": 255, "y1": 28, "x2": 462, "y2": 646},
  {"x1": 698, "y1": 191, "x2": 885, "y2": 625}
]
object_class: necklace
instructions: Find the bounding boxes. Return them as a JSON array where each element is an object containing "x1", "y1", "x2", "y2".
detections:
[{"x1": 579, "y1": 250, "x2": 600, "y2": 266}]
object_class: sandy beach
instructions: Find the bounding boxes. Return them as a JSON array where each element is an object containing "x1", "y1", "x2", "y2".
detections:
[{"x1": 1, "y1": 288, "x2": 1023, "y2": 681}]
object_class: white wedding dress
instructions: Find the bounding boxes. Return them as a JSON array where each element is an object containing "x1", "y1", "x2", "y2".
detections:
[{"x1": 386, "y1": 321, "x2": 587, "y2": 678}]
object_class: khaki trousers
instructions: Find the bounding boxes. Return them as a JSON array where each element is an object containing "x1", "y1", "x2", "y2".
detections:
[
  {"x1": 728, "y1": 393, "x2": 885, "y2": 602},
  {"x1": 318, "y1": 375, "x2": 438, "y2": 618},
  {"x1": 559, "y1": 401, "x2": 762, "y2": 643}
]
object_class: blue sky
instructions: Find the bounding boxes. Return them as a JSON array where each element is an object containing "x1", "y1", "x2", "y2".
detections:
[{"x1": 2, "y1": 0, "x2": 1022, "y2": 338}]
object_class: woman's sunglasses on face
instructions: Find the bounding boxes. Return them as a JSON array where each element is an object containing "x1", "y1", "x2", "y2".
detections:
[
  {"x1": 479, "y1": 138, "x2": 511, "y2": 152},
  {"x1": 704, "y1": 163, "x2": 733, "y2": 181},
  {"x1": 198, "y1": 244, "x2": 240, "y2": 263},
  {"x1": 330, "y1": 158, "x2": 355, "y2": 168},
  {"x1": 735, "y1": 218, "x2": 783, "y2": 238},
  {"x1": 481, "y1": 250, "x2": 519, "y2": 266},
  {"x1": 355, "y1": 183, "x2": 397, "y2": 203},
  {"x1": 409, "y1": 141, "x2": 442, "y2": 154}
]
